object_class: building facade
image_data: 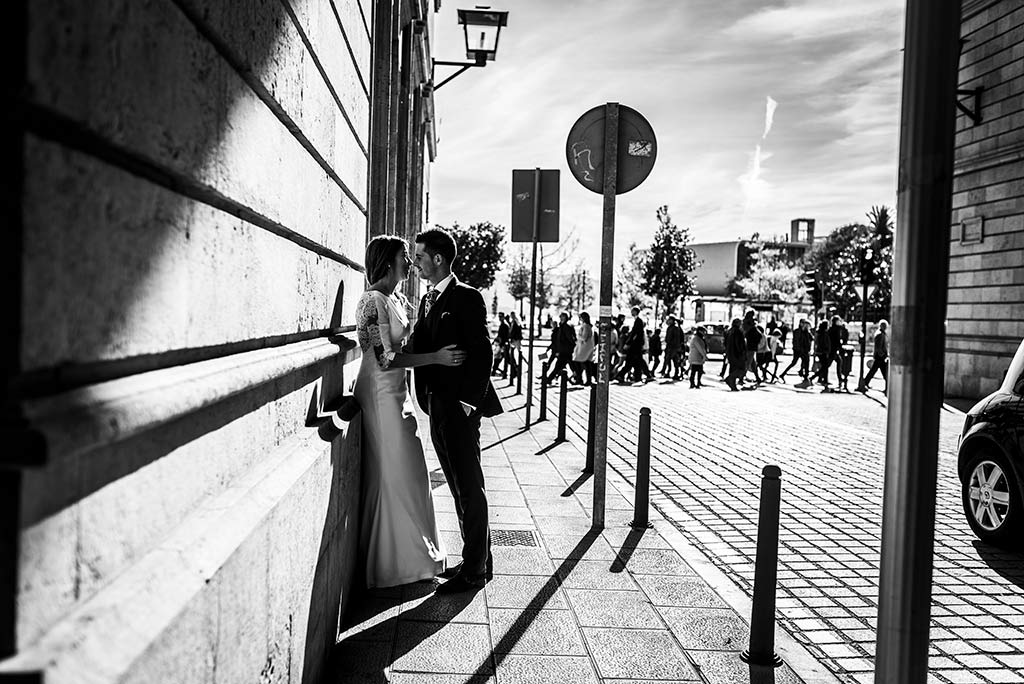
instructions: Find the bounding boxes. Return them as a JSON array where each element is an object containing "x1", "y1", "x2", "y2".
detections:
[
  {"x1": 2, "y1": 1, "x2": 438, "y2": 682},
  {"x1": 945, "y1": 0, "x2": 1024, "y2": 398}
]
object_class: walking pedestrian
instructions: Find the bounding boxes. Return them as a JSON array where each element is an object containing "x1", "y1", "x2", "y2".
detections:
[
  {"x1": 544, "y1": 312, "x2": 576, "y2": 385},
  {"x1": 813, "y1": 320, "x2": 832, "y2": 387},
  {"x1": 724, "y1": 318, "x2": 746, "y2": 391},
  {"x1": 780, "y1": 318, "x2": 812, "y2": 384},
  {"x1": 688, "y1": 325, "x2": 709, "y2": 388},
  {"x1": 648, "y1": 327, "x2": 663, "y2": 375},
  {"x1": 491, "y1": 312, "x2": 510, "y2": 377},
  {"x1": 571, "y1": 311, "x2": 597, "y2": 385},
  {"x1": 663, "y1": 316, "x2": 683, "y2": 379},
  {"x1": 507, "y1": 312, "x2": 523, "y2": 377},
  {"x1": 763, "y1": 329, "x2": 783, "y2": 382},
  {"x1": 742, "y1": 311, "x2": 763, "y2": 385},
  {"x1": 618, "y1": 307, "x2": 653, "y2": 383},
  {"x1": 858, "y1": 319, "x2": 889, "y2": 394}
]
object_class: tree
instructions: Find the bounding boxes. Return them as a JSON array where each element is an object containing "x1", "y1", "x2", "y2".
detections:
[
  {"x1": 802, "y1": 206, "x2": 894, "y2": 319},
  {"x1": 732, "y1": 244, "x2": 805, "y2": 302},
  {"x1": 563, "y1": 261, "x2": 594, "y2": 313},
  {"x1": 505, "y1": 247, "x2": 531, "y2": 316},
  {"x1": 641, "y1": 206, "x2": 700, "y2": 318},
  {"x1": 616, "y1": 242, "x2": 653, "y2": 312},
  {"x1": 445, "y1": 221, "x2": 505, "y2": 290}
]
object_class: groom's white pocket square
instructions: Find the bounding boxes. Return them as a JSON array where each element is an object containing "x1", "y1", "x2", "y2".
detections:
[{"x1": 440, "y1": 312, "x2": 452, "y2": 319}]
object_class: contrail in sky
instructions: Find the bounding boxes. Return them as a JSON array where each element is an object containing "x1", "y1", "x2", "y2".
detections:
[{"x1": 763, "y1": 95, "x2": 778, "y2": 139}]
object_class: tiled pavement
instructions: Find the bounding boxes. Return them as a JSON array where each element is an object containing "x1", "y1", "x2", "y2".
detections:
[
  {"x1": 554, "y1": 362, "x2": 1024, "y2": 684},
  {"x1": 331, "y1": 379, "x2": 816, "y2": 683}
]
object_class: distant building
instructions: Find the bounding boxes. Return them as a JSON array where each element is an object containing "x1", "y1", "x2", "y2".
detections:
[
  {"x1": 687, "y1": 219, "x2": 815, "y2": 320},
  {"x1": 944, "y1": 0, "x2": 1024, "y2": 398}
]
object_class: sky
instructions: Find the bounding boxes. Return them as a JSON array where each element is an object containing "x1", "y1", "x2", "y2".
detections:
[{"x1": 428, "y1": 0, "x2": 906, "y2": 298}]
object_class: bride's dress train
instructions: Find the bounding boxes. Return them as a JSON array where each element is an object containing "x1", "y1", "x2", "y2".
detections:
[{"x1": 354, "y1": 289, "x2": 445, "y2": 588}]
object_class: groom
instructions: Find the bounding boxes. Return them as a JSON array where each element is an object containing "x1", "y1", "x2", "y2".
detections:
[{"x1": 409, "y1": 228, "x2": 503, "y2": 593}]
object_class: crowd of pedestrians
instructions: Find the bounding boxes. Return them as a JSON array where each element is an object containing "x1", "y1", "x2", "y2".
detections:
[{"x1": 490, "y1": 308, "x2": 890, "y2": 396}]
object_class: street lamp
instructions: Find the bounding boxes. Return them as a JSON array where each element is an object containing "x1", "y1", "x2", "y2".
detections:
[
  {"x1": 853, "y1": 279, "x2": 878, "y2": 392},
  {"x1": 433, "y1": 6, "x2": 509, "y2": 90}
]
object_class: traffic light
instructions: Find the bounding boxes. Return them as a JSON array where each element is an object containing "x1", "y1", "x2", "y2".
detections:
[{"x1": 803, "y1": 270, "x2": 822, "y2": 310}]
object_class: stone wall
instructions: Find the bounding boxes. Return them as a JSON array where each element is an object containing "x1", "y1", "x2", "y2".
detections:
[
  {"x1": 946, "y1": 0, "x2": 1024, "y2": 398},
  {"x1": 0, "y1": 0, "x2": 401, "y2": 682}
]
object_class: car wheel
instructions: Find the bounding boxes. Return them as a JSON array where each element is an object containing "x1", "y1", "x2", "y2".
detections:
[{"x1": 961, "y1": 450, "x2": 1023, "y2": 548}]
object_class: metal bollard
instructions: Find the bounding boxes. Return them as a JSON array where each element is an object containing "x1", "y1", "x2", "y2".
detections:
[
  {"x1": 515, "y1": 350, "x2": 523, "y2": 395},
  {"x1": 741, "y1": 465, "x2": 784, "y2": 667},
  {"x1": 539, "y1": 359, "x2": 550, "y2": 422},
  {"x1": 631, "y1": 407, "x2": 653, "y2": 529},
  {"x1": 556, "y1": 372, "x2": 568, "y2": 441},
  {"x1": 584, "y1": 384, "x2": 596, "y2": 473}
]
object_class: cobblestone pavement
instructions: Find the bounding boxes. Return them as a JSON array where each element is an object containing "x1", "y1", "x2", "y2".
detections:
[{"x1": 537, "y1": 365, "x2": 1024, "y2": 684}]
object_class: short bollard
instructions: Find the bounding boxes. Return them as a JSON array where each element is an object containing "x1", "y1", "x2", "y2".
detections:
[
  {"x1": 584, "y1": 384, "x2": 596, "y2": 473},
  {"x1": 539, "y1": 360, "x2": 550, "y2": 422},
  {"x1": 631, "y1": 407, "x2": 653, "y2": 529},
  {"x1": 741, "y1": 465, "x2": 784, "y2": 667},
  {"x1": 556, "y1": 373, "x2": 568, "y2": 441},
  {"x1": 515, "y1": 352, "x2": 523, "y2": 395}
]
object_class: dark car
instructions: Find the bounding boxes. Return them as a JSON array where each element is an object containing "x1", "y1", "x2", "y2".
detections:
[
  {"x1": 957, "y1": 337, "x2": 1024, "y2": 547},
  {"x1": 683, "y1": 322, "x2": 728, "y2": 355}
]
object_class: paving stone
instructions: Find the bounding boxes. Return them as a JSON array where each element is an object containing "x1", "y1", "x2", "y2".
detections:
[
  {"x1": 687, "y1": 650, "x2": 805, "y2": 684},
  {"x1": 634, "y1": 574, "x2": 728, "y2": 608},
  {"x1": 491, "y1": 547, "x2": 555, "y2": 576},
  {"x1": 489, "y1": 608, "x2": 587, "y2": 656},
  {"x1": 392, "y1": 621, "x2": 493, "y2": 674},
  {"x1": 565, "y1": 588, "x2": 662, "y2": 628},
  {"x1": 582, "y1": 627, "x2": 699, "y2": 680},
  {"x1": 495, "y1": 655, "x2": 599, "y2": 684},
  {"x1": 333, "y1": 638, "x2": 392, "y2": 677},
  {"x1": 485, "y1": 573, "x2": 568, "y2": 610},
  {"x1": 488, "y1": 489, "x2": 527, "y2": 507},
  {"x1": 389, "y1": 674, "x2": 496, "y2": 684},
  {"x1": 541, "y1": 532, "x2": 618, "y2": 561},
  {"x1": 659, "y1": 607, "x2": 749, "y2": 651},
  {"x1": 489, "y1": 506, "x2": 535, "y2": 525},
  {"x1": 338, "y1": 595, "x2": 402, "y2": 642},
  {"x1": 556, "y1": 559, "x2": 640, "y2": 590},
  {"x1": 616, "y1": 548, "x2": 695, "y2": 575},
  {"x1": 399, "y1": 581, "x2": 489, "y2": 624}
]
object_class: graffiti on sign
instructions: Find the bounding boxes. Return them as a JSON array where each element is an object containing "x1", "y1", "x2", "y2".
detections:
[{"x1": 628, "y1": 140, "x2": 653, "y2": 157}]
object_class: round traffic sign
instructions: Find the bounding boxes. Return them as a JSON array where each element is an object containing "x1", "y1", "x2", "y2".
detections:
[{"x1": 565, "y1": 104, "x2": 657, "y2": 195}]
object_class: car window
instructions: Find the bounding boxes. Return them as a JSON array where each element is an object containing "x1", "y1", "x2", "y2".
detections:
[{"x1": 1000, "y1": 338, "x2": 1024, "y2": 396}]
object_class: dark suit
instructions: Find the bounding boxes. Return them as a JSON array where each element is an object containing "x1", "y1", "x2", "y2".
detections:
[{"x1": 409, "y1": 277, "x2": 502, "y2": 579}]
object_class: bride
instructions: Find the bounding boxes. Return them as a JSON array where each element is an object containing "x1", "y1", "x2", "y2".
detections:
[{"x1": 354, "y1": 235, "x2": 464, "y2": 588}]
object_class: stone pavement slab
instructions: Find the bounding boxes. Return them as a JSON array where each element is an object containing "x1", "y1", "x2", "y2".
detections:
[{"x1": 331, "y1": 379, "x2": 812, "y2": 684}]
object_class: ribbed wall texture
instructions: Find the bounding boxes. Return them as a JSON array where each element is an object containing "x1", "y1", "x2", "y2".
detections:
[
  {"x1": 946, "y1": 0, "x2": 1024, "y2": 398},
  {"x1": 2, "y1": 1, "x2": 380, "y2": 682}
]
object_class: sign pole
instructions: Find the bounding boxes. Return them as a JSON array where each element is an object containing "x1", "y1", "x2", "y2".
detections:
[
  {"x1": 592, "y1": 103, "x2": 619, "y2": 529},
  {"x1": 524, "y1": 167, "x2": 541, "y2": 426}
]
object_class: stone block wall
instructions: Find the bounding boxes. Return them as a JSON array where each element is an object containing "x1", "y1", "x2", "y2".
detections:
[
  {"x1": 1, "y1": 0, "x2": 384, "y2": 682},
  {"x1": 946, "y1": 0, "x2": 1024, "y2": 398}
]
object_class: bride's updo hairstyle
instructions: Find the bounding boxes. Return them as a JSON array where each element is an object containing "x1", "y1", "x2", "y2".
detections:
[{"x1": 365, "y1": 234, "x2": 406, "y2": 284}]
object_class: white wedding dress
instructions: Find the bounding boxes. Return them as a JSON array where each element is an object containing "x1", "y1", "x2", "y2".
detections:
[{"x1": 354, "y1": 289, "x2": 445, "y2": 588}]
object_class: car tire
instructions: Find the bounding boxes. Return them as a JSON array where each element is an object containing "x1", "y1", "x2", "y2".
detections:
[{"x1": 961, "y1": 450, "x2": 1023, "y2": 549}]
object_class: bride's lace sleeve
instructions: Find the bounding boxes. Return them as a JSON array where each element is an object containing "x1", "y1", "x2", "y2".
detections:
[{"x1": 356, "y1": 292, "x2": 398, "y2": 370}]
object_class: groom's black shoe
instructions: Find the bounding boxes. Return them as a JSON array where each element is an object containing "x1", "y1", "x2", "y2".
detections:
[
  {"x1": 438, "y1": 562, "x2": 462, "y2": 580},
  {"x1": 434, "y1": 573, "x2": 486, "y2": 594},
  {"x1": 439, "y1": 556, "x2": 493, "y2": 581}
]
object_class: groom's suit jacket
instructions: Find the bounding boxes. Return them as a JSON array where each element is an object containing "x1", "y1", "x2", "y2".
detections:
[{"x1": 408, "y1": 277, "x2": 503, "y2": 418}]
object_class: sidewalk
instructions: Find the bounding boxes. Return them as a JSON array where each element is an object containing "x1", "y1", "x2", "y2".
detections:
[{"x1": 331, "y1": 379, "x2": 815, "y2": 683}]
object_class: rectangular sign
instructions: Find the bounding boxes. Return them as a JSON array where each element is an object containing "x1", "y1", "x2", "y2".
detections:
[{"x1": 511, "y1": 169, "x2": 560, "y2": 242}]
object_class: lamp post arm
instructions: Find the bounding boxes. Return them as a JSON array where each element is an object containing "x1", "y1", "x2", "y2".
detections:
[{"x1": 432, "y1": 56, "x2": 488, "y2": 91}]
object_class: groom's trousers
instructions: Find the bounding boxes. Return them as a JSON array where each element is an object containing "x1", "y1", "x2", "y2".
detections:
[{"x1": 428, "y1": 394, "x2": 492, "y2": 578}]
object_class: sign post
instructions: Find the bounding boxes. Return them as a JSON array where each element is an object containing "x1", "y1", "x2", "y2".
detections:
[
  {"x1": 566, "y1": 103, "x2": 656, "y2": 528},
  {"x1": 511, "y1": 169, "x2": 559, "y2": 425}
]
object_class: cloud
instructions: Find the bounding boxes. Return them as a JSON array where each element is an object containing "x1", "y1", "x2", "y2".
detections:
[{"x1": 763, "y1": 96, "x2": 778, "y2": 139}]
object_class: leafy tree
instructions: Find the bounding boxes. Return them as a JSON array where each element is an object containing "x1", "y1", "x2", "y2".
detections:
[
  {"x1": 616, "y1": 242, "x2": 653, "y2": 312},
  {"x1": 445, "y1": 221, "x2": 505, "y2": 290},
  {"x1": 641, "y1": 206, "x2": 700, "y2": 318},
  {"x1": 563, "y1": 261, "x2": 594, "y2": 313},
  {"x1": 732, "y1": 244, "x2": 805, "y2": 302},
  {"x1": 505, "y1": 247, "x2": 531, "y2": 316},
  {"x1": 802, "y1": 206, "x2": 894, "y2": 319}
]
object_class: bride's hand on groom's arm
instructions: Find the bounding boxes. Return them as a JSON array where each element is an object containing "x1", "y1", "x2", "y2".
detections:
[{"x1": 434, "y1": 344, "x2": 466, "y2": 367}]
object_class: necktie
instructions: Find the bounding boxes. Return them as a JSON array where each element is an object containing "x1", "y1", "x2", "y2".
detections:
[{"x1": 424, "y1": 288, "x2": 439, "y2": 317}]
